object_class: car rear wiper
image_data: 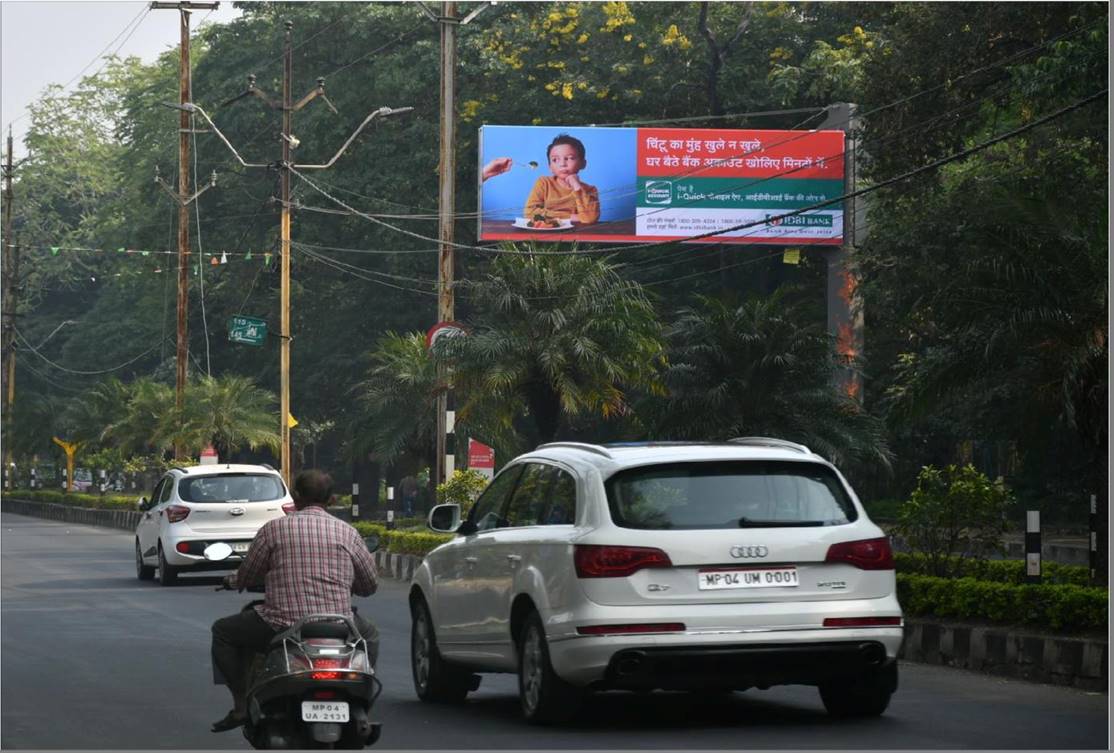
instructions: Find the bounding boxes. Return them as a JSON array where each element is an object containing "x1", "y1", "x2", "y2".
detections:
[{"x1": 737, "y1": 517, "x2": 826, "y2": 528}]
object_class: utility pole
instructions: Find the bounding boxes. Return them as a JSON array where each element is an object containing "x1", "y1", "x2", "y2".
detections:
[
  {"x1": 435, "y1": 0, "x2": 457, "y2": 489},
  {"x1": 2, "y1": 128, "x2": 18, "y2": 488},
  {"x1": 418, "y1": 0, "x2": 490, "y2": 486},
  {"x1": 185, "y1": 21, "x2": 411, "y2": 487},
  {"x1": 150, "y1": 1, "x2": 219, "y2": 460}
]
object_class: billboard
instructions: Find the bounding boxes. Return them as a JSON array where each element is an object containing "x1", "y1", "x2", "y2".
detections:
[{"x1": 479, "y1": 125, "x2": 845, "y2": 246}]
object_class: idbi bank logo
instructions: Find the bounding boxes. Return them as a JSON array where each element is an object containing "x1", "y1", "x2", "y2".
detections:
[{"x1": 644, "y1": 181, "x2": 672, "y2": 205}]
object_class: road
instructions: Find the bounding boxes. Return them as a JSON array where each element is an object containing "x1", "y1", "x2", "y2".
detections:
[{"x1": 1, "y1": 512, "x2": 1108, "y2": 750}]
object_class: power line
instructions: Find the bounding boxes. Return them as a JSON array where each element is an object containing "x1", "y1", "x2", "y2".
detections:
[{"x1": 14, "y1": 328, "x2": 167, "y2": 376}]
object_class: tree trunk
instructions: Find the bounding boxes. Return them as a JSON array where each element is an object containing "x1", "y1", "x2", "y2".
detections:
[
  {"x1": 526, "y1": 380, "x2": 562, "y2": 444},
  {"x1": 352, "y1": 453, "x2": 382, "y2": 521}
]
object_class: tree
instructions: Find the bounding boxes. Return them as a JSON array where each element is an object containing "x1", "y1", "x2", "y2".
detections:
[
  {"x1": 645, "y1": 291, "x2": 892, "y2": 473},
  {"x1": 895, "y1": 464, "x2": 1014, "y2": 576},
  {"x1": 350, "y1": 331, "x2": 438, "y2": 467},
  {"x1": 442, "y1": 249, "x2": 665, "y2": 444},
  {"x1": 178, "y1": 374, "x2": 280, "y2": 458}
]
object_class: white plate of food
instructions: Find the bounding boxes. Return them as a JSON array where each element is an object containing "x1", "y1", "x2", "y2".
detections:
[{"x1": 513, "y1": 217, "x2": 574, "y2": 231}]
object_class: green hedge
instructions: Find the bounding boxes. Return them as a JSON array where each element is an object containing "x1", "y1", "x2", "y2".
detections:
[
  {"x1": 351, "y1": 521, "x2": 452, "y2": 556},
  {"x1": 897, "y1": 574, "x2": 1107, "y2": 632},
  {"x1": 895, "y1": 553, "x2": 1094, "y2": 586},
  {"x1": 10, "y1": 489, "x2": 138, "y2": 511}
]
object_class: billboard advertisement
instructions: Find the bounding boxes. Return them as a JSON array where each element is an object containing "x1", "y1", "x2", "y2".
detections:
[{"x1": 479, "y1": 125, "x2": 844, "y2": 246}]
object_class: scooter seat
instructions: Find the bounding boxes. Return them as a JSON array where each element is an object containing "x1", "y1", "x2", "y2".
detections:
[{"x1": 298, "y1": 621, "x2": 351, "y2": 640}]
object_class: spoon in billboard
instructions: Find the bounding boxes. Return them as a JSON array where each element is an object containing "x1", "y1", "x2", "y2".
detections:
[{"x1": 482, "y1": 157, "x2": 537, "y2": 181}]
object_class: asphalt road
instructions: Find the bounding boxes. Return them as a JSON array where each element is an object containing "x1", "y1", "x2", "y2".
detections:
[{"x1": 1, "y1": 512, "x2": 1108, "y2": 750}]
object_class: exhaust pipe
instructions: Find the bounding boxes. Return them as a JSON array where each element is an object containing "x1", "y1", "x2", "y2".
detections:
[
  {"x1": 859, "y1": 643, "x2": 886, "y2": 666},
  {"x1": 615, "y1": 654, "x2": 644, "y2": 676}
]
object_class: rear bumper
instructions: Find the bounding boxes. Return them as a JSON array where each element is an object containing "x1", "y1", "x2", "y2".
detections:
[
  {"x1": 545, "y1": 594, "x2": 904, "y2": 687},
  {"x1": 599, "y1": 640, "x2": 894, "y2": 691}
]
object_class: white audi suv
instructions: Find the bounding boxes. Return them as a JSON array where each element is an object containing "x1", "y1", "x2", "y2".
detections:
[{"x1": 409, "y1": 438, "x2": 903, "y2": 723}]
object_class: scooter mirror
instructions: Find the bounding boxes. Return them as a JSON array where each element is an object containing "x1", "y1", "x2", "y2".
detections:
[
  {"x1": 203, "y1": 542, "x2": 234, "y2": 561},
  {"x1": 364, "y1": 535, "x2": 380, "y2": 553}
]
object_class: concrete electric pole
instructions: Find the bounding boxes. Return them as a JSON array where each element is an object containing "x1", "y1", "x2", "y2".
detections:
[
  {"x1": 150, "y1": 1, "x2": 220, "y2": 460},
  {"x1": 2, "y1": 128, "x2": 21, "y2": 488},
  {"x1": 419, "y1": 0, "x2": 491, "y2": 486},
  {"x1": 183, "y1": 20, "x2": 410, "y2": 486}
]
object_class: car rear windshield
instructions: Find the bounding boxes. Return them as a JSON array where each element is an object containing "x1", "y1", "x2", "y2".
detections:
[
  {"x1": 178, "y1": 473, "x2": 285, "y2": 503},
  {"x1": 605, "y1": 461, "x2": 857, "y2": 529}
]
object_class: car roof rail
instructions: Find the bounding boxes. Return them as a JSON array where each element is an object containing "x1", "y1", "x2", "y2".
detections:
[
  {"x1": 261, "y1": 463, "x2": 276, "y2": 471},
  {"x1": 169, "y1": 465, "x2": 189, "y2": 474},
  {"x1": 534, "y1": 442, "x2": 614, "y2": 459},
  {"x1": 727, "y1": 436, "x2": 812, "y2": 454}
]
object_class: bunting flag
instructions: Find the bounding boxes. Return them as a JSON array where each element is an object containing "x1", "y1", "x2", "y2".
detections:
[{"x1": 23, "y1": 243, "x2": 279, "y2": 282}]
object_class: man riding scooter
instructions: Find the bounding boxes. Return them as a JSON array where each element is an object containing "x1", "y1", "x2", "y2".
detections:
[{"x1": 210, "y1": 469, "x2": 380, "y2": 733}]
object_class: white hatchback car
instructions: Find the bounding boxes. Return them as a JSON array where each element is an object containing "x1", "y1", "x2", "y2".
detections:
[
  {"x1": 410, "y1": 439, "x2": 902, "y2": 723},
  {"x1": 134, "y1": 464, "x2": 293, "y2": 585}
]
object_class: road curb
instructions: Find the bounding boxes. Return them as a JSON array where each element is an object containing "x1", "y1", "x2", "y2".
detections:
[{"x1": 4, "y1": 499, "x2": 1106, "y2": 692}]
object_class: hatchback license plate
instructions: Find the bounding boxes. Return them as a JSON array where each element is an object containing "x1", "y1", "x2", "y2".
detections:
[
  {"x1": 698, "y1": 566, "x2": 799, "y2": 590},
  {"x1": 301, "y1": 701, "x2": 349, "y2": 723},
  {"x1": 231, "y1": 542, "x2": 250, "y2": 553}
]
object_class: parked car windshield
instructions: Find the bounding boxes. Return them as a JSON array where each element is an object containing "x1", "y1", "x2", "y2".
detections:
[
  {"x1": 178, "y1": 473, "x2": 285, "y2": 503},
  {"x1": 605, "y1": 461, "x2": 856, "y2": 529}
]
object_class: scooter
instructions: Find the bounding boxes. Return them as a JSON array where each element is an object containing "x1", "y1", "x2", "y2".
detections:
[{"x1": 206, "y1": 540, "x2": 383, "y2": 750}]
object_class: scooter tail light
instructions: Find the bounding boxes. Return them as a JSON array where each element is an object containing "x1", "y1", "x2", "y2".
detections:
[
  {"x1": 311, "y1": 657, "x2": 346, "y2": 669},
  {"x1": 310, "y1": 671, "x2": 340, "y2": 680}
]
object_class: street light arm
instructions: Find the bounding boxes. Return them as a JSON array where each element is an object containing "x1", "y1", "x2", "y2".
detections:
[
  {"x1": 294, "y1": 106, "x2": 413, "y2": 170},
  {"x1": 175, "y1": 102, "x2": 272, "y2": 168}
]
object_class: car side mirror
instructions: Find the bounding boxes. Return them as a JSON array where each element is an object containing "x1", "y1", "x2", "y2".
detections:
[
  {"x1": 136, "y1": 497, "x2": 149, "y2": 511},
  {"x1": 428, "y1": 503, "x2": 462, "y2": 533},
  {"x1": 364, "y1": 535, "x2": 380, "y2": 553}
]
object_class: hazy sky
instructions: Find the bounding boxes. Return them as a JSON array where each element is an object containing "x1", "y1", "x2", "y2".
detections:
[{"x1": 1, "y1": 0, "x2": 243, "y2": 156}]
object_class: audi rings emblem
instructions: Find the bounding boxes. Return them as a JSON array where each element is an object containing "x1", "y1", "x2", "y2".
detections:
[{"x1": 729, "y1": 545, "x2": 769, "y2": 559}]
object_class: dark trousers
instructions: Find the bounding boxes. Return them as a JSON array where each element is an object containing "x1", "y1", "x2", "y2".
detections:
[{"x1": 211, "y1": 608, "x2": 380, "y2": 704}]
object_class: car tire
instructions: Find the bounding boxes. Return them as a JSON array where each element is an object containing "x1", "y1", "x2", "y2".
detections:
[
  {"x1": 517, "y1": 611, "x2": 583, "y2": 724},
  {"x1": 157, "y1": 543, "x2": 179, "y2": 586},
  {"x1": 135, "y1": 540, "x2": 155, "y2": 580},
  {"x1": 819, "y1": 662, "x2": 897, "y2": 718},
  {"x1": 410, "y1": 597, "x2": 471, "y2": 703}
]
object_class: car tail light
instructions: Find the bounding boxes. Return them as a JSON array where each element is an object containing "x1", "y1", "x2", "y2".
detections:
[
  {"x1": 823, "y1": 616, "x2": 903, "y2": 627},
  {"x1": 166, "y1": 505, "x2": 191, "y2": 523},
  {"x1": 577, "y1": 623, "x2": 686, "y2": 635},
  {"x1": 824, "y1": 537, "x2": 894, "y2": 570},
  {"x1": 282, "y1": 502, "x2": 296, "y2": 515},
  {"x1": 574, "y1": 545, "x2": 672, "y2": 578}
]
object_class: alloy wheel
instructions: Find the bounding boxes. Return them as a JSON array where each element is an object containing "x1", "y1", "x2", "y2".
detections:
[
  {"x1": 520, "y1": 624, "x2": 544, "y2": 714},
  {"x1": 412, "y1": 611, "x2": 431, "y2": 691}
]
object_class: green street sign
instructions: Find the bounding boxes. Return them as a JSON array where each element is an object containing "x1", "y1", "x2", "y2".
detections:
[{"x1": 228, "y1": 315, "x2": 267, "y2": 346}]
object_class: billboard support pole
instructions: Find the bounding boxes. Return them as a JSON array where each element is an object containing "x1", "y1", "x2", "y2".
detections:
[{"x1": 821, "y1": 103, "x2": 865, "y2": 402}]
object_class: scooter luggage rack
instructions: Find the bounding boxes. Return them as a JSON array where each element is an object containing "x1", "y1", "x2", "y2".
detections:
[{"x1": 277, "y1": 614, "x2": 371, "y2": 675}]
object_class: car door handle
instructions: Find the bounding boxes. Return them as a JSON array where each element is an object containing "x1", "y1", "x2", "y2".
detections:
[
  {"x1": 464, "y1": 556, "x2": 478, "y2": 564},
  {"x1": 506, "y1": 554, "x2": 522, "y2": 564}
]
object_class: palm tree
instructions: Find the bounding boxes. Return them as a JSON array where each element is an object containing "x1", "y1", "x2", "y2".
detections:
[
  {"x1": 440, "y1": 249, "x2": 666, "y2": 444},
  {"x1": 350, "y1": 331, "x2": 439, "y2": 465},
  {"x1": 179, "y1": 375, "x2": 280, "y2": 458},
  {"x1": 645, "y1": 291, "x2": 892, "y2": 471},
  {"x1": 64, "y1": 377, "x2": 131, "y2": 447},
  {"x1": 101, "y1": 377, "x2": 176, "y2": 455}
]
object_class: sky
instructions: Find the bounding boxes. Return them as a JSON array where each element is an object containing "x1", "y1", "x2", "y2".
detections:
[{"x1": 1, "y1": 0, "x2": 243, "y2": 157}]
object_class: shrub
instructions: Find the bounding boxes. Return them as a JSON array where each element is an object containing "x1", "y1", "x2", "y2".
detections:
[
  {"x1": 895, "y1": 464, "x2": 1013, "y2": 576},
  {"x1": 436, "y1": 469, "x2": 488, "y2": 515},
  {"x1": 13, "y1": 489, "x2": 138, "y2": 511},
  {"x1": 896, "y1": 574, "x2": 1107, "y2": 632},
  {"x1": 894, "y1": 552, "x2": 1094, "y2": 586},
  {"x1": 388, "y1": 531, "x2": 453, "y2": 556}
]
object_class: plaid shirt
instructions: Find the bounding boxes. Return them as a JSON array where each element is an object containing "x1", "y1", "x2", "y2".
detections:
[{"x1": 233, "y1": 506, "x2": 378, "y2": 630}]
